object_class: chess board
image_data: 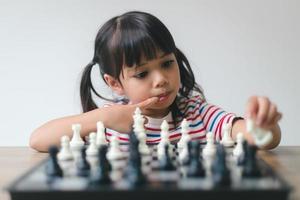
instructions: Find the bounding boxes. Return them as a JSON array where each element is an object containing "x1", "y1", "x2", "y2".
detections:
[{"x1": 7, "y1": 143, "x2": 291, "y2": 200}]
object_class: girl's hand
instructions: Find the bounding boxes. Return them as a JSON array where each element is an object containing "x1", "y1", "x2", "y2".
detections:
[
  {"x1": 101, "y1": 97, "x2": 159, "y2": 133},
  {"x1": 245, "y1": 96, "x2": 282, "y2": 130}
]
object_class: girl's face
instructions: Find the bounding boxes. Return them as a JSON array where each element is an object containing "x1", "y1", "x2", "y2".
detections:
[{"x1": 119, "y1": 51, "x2": 181, "y2": 118}]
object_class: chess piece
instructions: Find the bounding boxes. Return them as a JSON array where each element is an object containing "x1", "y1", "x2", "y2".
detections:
[
  {"x1": 86, "y1": 132, "x2": 98, "y2": 156},
  {"x1": 220, "y1": 123, "x2": 234, "y2": 147},
  {"x1": 187, "y1": 141, "x2": 205, "y2": 177},
  {"x1": 211, "y1": 144, "x2": 231, "y2": 187},
  {"x1": 157, "y1": 120, "x2": 170, "y2": 160},
  {"x1": 242, "y1": 144, "x2": 262, "y2": 178},
  {"x1": 133, "y1": 107, "x2": 150, "y2": 155},
  {"x1": 96, "y1": 121, "x2": 108, "y2": 147},
  {"x1": 90, "y1": 146, "x2": 111, "y2": 185},
  {"x1": 233, "y1": 132, "x2": 244, "y2": 158},
  {"x1": 70, "y1": 124, "x2": 84, "y2": 151},
  {"x1": 238, "y1": 140, "x2": 248, "y2": 166},
  {"x1": 45, "y1": 146, "x2": 63, "y2": 179},
  {"x1": 177, "y1": 119, "x2": 191, "y2": 149},
  {"x1": 76, "y1": 146, "x2": 91, "y2": 177},
  {"x1": 246, "y1": 119, "x2": 273, "y2": 147},
  {"x1": 203, "y1": 132, "x2": 216, "y2": 159},
  {"x1": 106, "y1": 135, "x2": 123, "y2": 161},
  {"x1": 123, "y1": 132, "x2": 146, "y2": 187},
  {"x1": 57, "y1": 135, "x2": 73, "y2": 161},
  {"x1": 159, "y1": 144, "x2": 176, "y2": 171}
]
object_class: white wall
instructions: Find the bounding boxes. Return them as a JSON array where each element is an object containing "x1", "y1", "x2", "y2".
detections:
[{"x1": 0, "y1": 0, "x2": 299, "y2": 146}]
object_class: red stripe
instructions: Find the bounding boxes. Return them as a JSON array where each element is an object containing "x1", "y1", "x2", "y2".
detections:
[
  {"x1": 178, "y1": 95, "x2": 201, "y2": 107},
  {"x1": 184, "y1": 102, "x2": 202, "y2": 116},
  {"x1": 202, "y1": 105, "x2": 215, "y2": 120},
  {"x1": 204, "y1": 107, "x2": 221, "y2": 129},
  {"x1": 105, "y1": 131, "x2": 129, "y2": 141},
  {"x1": 189, "y1": 127, "x2": 206, "y2": 135},
  {"x1": 187, "y1": 114, "x2": 199, "y2": 121},
  {"x1": 145, "y1": 126, "x2": 176, "y2": 131},
  {"x1": 217, "y1": 113, "x2": 234, "y2": 140}
]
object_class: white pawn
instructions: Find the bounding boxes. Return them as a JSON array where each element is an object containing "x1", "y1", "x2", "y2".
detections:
[
  {"x1": 107, "y1": 135, "x2": 123, "y2": 161},
  {"x1": 203, "y1": 132, "x2": 216, "y2": 158},
  {"x1": 177, "y1": 119, "x2": 191, "y2": 150},
  {"x1": 96, "y1": 121, "x2": 108, "y2": 147},
  {"x1": 233, "y1": 132, "x2": 244, "y2": 157},
  {"x1": 70, "y1": 124, "x2": 84, "y2": 151},
  {"x1": 86, "y1": 132, "x2": 98, "y2": 156},
  {"x1": 220, "y1": 123, "x2": 234, "y2": 147},
  {"x1": 246, "y1": 118, "x2": 273, "y2": 147},
  {"x1": 57, "y1": 135, "x2": 73, "y2": 161},
  {"x1": 157, "y1": 120, "x2": 170, "y2": 160},
  {"x1": 132, "y1": 107, "x2": 150, "y2": 155}
]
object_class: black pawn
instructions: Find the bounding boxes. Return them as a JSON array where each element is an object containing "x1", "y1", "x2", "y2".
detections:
[
  {"x1": 187, "y1": 141, "x2": 205, "y2": 177},
  {"x1": 76, "y1": 146, "x2": 91, "y2": 177},
  {"x1": 45, "y1": 146, "x2": 63, "y2": 178},
  {"x1": 90, "y1": 146, "x2": 111, "y2": 185},
  {"x1": 211, "y1": 144, "x2": 231, "y2": 187},
  {"x1": 159, "y1": 144, "x2": 176, "y2": 171},
  {"x1": 237, "y1": 140, "x2": 248, "y2": 166},
  {"x1": 123, "y1": 132, "x2": 146, "y2": 187},
  {"x1": 242, "y1": 145, "x2": 262, "y2": 178}
]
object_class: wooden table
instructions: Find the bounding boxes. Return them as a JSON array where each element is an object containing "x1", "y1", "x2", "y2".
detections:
[{"x1": 0, "y1": 147, "x2": 299, "y2": 200}]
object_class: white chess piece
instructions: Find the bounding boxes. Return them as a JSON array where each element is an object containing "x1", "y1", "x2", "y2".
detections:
[
  {"x1": 246, "y1": 119, "x2": 273, "y2": 147},
  {"x1": 86, "y1": 132, "x2": 98, "y2": 156},
  {"x1": 96, "y1": 121, "x2": 108, "y2": 147},
  {"x1": 107, "y1": 135, "x2": 123, "y2": 161},
  {"x1": 220, "y1": 123, "x2": 234, "y2": 147},
  {"x1": 203, "y1": 132, "x2": 216, "y2": 158},
  {"x1": 57, "y1": 135, "x2": 73, "y2": 161},
  {"x1": 70, "y1": 124, "x2": 84, "y2": 151},
  {"x1": 133, "y1": 107, "x2": 150, "y2": 154},
  {"x1": 178, "y1": 119, "x2": 191, "y2": 164},
  {"x1": 233, "y1": 132, "x2": 244, "y2": 157},
  {"x1": 157, "y1": 120, "x2": 170, "y2": 160},
  {"x1": 177, "y1": 119, "x2": 191, "y2": 149}
]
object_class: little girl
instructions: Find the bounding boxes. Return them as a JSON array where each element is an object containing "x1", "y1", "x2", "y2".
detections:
[{"x1": 30, "y1": 11, "x2": 282, "y2": 152}]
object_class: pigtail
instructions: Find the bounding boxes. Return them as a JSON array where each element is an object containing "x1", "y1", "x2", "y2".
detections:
[
  {"x1": 176, "y1": 48, "x2": 204, "y2": 99},
  {"x1": 80, "y1": 61, "x2": 98, "y2": 112}
]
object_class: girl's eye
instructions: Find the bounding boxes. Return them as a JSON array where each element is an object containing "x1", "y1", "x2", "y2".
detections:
[
  {"x1": 162, "y1": 60, "x2": 174, "y2": 68},
  {"x1": 134, "y1": 71, "x2": 148, "y2": 79}
]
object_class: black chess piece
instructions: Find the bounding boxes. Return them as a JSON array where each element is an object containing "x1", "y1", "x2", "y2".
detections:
[
  {"x1": 242, "y1": 144, "x2": 262, "y2": 178},
  {"x1": 90, "y1": 145, "x2": 111, "y2": 185},
  {"x1": 211, "y1": 144, "x2": 231, "y2": 187},
  {"x1": 237, "y1": 140, "x2": 248, "y2": 166},
  {"x1": 187, "y1": 141, "x2": 205, "y2": 177},
  {"x1": 159, "y1": 144, "x2": 176, "y2": 171},
  {"x1": 45, "y1": 146, "x2": 63, "y2": 179},
  {"x1": 76, "y1": 146, "x2": 91, "y2": 177},
  {"x1": 123, "y1": 132, "x2": 147, "y2": 187}
]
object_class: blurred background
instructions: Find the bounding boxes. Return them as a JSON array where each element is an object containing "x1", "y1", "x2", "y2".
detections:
[{"x1": 0, "y1": 0, "x2": 299, "y2": 146}]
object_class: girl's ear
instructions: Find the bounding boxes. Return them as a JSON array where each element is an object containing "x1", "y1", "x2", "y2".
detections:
[{"x1": 103, "y1": 74, "x2": 125, "y2": 95}]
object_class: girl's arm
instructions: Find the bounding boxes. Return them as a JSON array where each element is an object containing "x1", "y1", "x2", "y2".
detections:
[{"x1": 30, "y1": 97, "x2": 158, "y2": 152}]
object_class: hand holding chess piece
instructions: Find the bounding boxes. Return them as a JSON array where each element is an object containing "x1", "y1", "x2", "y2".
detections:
[{"x1": 245, "y1": 96, "x2": 282, "y2": 148}]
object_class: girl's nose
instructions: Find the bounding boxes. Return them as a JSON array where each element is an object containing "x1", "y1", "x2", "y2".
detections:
[{"x1": 153, "y1": 71, "x2": 168, "y2": 88}]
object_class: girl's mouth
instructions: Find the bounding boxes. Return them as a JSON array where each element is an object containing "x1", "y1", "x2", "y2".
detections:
[{"x1": 157, "y1": 92, "x2": 171, "y2": 102}]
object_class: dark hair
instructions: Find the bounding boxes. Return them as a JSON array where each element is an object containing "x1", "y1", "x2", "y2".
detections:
[{"x1": 80, "y1": 11, "x2": 205, "y2": 126}]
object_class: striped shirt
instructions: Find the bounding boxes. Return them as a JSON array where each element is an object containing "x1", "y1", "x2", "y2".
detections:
[{"x1": 103, "y1": 95, "x2": 237, "y2": 144}]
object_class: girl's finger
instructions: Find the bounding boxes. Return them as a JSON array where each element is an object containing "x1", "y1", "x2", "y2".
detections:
[
  {"x1": 246, "y1": 96, "x2": 259, "y2": 119},
  {"x1": 256, "y1": 96, "x2": 270, "y2": 126},
  {"x1": 264, "y1": 103, "x2": 278, "y2": 126}
]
